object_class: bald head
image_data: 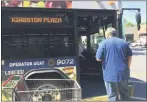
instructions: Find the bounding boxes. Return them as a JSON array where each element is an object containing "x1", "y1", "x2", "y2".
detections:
[{"x1": 105, "y1": 28, "x2": 116, "y2": 38}]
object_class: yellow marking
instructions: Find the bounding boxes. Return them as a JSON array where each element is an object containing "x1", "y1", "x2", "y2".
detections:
[
  {"x1": 83, "y1": 95, "x2": 108, "y2": 101},
  {"x1": 2, "y1": 90, "x2": 12, "y2": 101}
]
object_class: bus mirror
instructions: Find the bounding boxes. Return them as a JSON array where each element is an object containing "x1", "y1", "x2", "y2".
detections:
[{"x1": 135, "y1": 11, "x2": 141, "y2": 30}]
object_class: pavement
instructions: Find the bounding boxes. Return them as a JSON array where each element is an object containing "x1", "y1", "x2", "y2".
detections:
[
  {"x1": 130, "y1": 47, "x2": 146, "y2": 81},
  {"x1": 129, "y1": 47, "x2": 146, "y2": 99}
]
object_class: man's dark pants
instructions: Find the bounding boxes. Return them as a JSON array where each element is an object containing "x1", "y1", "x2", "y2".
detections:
[{"x1": 104, "y1": 80, "x2": 131, "y2": 101}]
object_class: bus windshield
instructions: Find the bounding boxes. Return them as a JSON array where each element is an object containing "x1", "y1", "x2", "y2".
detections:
[{"x1": 2, "y1": 33, "x2": 75, "y2": 59}]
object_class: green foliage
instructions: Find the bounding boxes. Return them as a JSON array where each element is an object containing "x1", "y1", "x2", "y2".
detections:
[
  {"x1": 124, "y1": 18, "x2": 135, "y2": 27},
  {"x1": 125, "y1": 22, "x2": 135, "y2": 27}
]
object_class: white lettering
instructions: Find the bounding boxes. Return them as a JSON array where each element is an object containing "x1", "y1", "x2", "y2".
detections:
[
  {"x1": 33, "y1": 61, "x2": 44, "y2": 66},
  {"x1": 62, "y1": 60, "x2": 66, "y2": 64},
  {"x1": 9, "y1": 63, "x2": 13, "y2": 67},
  {"x1": 9, "y1": 62, "x2": 33, "y2": 67},
  {"x1": 4, "y1": 70, "x2": 24, "y2": 75},
  {"x1": 8, "y1": 61, "x2": 45, "y2": 68},
  {"x1": 57, "y1": 59, "x2": 74, "y2": 65},
  {"x1": 5, "y1": 71, "x2": 8, "y2": 75},
  {"x1": 57, "y1": 60, "x2": 61, "y2": 65}
]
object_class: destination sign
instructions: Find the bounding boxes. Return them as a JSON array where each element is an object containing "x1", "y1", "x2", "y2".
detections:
[
  {"x1": 11, "y1": 17, "x2": 62, "y2": 23},
  {"x1": 2, "y1": 9, "x2": 72, "y2": 29}
]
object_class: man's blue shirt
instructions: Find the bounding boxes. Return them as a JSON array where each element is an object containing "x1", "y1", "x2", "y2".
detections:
[{"x1": 96, "y1": 37, "x2": 132, "y2": 82}]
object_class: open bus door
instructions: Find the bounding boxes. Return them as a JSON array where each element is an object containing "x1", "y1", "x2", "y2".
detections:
[
  {"x1": 75, "y1": 10, "x2": 118, "y2": 99},
  {"x1": 77, "y1": 10, "x2": 117, "y2": 77}
]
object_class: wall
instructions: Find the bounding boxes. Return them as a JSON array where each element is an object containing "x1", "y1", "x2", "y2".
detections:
[
  {"x1": 139, "y1": 24, "x2": 147, "y2": 34},
  {"x1": 124, "y1": 27, "x2": 139, "y2": 41}
]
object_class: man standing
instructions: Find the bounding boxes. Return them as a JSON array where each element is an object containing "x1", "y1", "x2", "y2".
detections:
[{"x1": 96, "y1": 28, "x2": 132, "y2": 101}]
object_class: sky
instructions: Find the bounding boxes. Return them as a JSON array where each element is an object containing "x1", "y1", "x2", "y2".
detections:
[{"x1": 122, "y1": 1, "x2": 146, "y2": 24}]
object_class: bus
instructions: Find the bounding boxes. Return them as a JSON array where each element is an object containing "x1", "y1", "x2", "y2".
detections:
[{"x1": 1, "y1": 1, "x2": 141, "y2": 101}]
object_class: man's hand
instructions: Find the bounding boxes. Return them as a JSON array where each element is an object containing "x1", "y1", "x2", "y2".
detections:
[{"x1": 96, "y1": 58, "x2": 102, "y2": 62}]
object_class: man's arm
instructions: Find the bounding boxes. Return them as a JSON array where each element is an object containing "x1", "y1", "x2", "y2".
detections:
[
  {"x1": 127, "y1": 45, "x2": 133, "y2": 69},
  {"x1": 95, "y1": 43, "x2": 105, "y2": 62},
  {"x1": 127, "y1": 56, "x2": 132, "y2": 69}
]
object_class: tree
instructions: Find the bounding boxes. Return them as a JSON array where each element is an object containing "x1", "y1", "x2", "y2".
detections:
[
  {"x1": 125, "y1": 22, "x2": 135, "y2": 27},
  {"x1": 123, "y1": 18, "x2": 135, "y2": 27}
]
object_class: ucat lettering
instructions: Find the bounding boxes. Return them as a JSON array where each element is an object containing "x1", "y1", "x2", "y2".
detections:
[
  {"x1": 5, "y1": 70, "x2": 24, "y2": 75},
  {"x1": 33, "y1": 61, "x2": 44, "y2": 66}
]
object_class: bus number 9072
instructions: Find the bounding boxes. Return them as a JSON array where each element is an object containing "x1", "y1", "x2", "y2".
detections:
[{"x1": 56, "y1": 59, "x2": 74, "y2": 65}]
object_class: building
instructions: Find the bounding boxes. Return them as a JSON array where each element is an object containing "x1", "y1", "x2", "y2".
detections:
[
  {"x1": 138, "y1": 24, "x2": 146, "y2": 34},
  {"x1": 124, "y1": 27, "x2": 138, "y2": 42},
  {"x1": 124, "y1": 24, "x2": 146, "y2": 42}
]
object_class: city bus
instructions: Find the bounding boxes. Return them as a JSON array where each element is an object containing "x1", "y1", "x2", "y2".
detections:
[{"x1": 1, "y1": 1, "x2": 141, "y2": 101}]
